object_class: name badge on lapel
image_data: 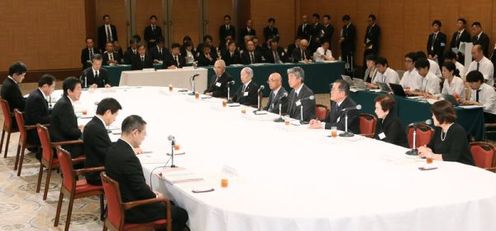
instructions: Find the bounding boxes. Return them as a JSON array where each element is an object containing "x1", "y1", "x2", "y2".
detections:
[
  {"x1": 243, "y1": 92, "x2": 249, "y2": 96},
  {"x1": 215, "y1": 82, "x2": 221, "y2": 87},
  {"x1": 295, "y1": 100, "x2": 301, "y2": 107},
  {"x1": 378, "y1": 132, "x2": 386, "y2": 140}
]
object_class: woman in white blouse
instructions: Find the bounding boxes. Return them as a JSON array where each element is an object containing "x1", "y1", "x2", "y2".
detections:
[
  {"x1": 313, "y1": 40, "x2": 335, "y2": 62},
  {"x1": 440, "y1": 62, "x2": 465, "y2": 98}
]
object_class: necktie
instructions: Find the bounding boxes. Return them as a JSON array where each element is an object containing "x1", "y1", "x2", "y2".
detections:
[
  {"x1": 477, "y1": 62, "x2": 480, "y2": 71},
  {"x1": 431, "y1": 33, "x2": 436, "y2": 50},
  {"x1": 89, "y1": 48, "x2": 93, "y2": 60},
  {"x1": 141, "y1": 56, "x2": 145, "y2": 62},
  {"x1": 95, "y1": 71, "x2": 99, "y2": 81},
  {"x1": 109, "y1": 53, "x2": 114, "y2": 61},
  {"x1": 250, "y1": 52, "x2": 254, "y2": 64},
  {"x1": 242, "y1": 84, "x2": 246, "y2": 93},
  {"x1": 106, "y1": 25, "x2": 110, "y2": 42},
  {"x1": 175, "y1": 55, "x2": 179, "y2": 67},
  {"x1": 456, "y1": 32, "x2": 461, "y2": 43},
  {"x1": 133, "y1": 49, "x2": 136, "y2": 55},
  {"x1": 476, "y1": 89, "x2": 481, "y2": 102},
  {"x1": 226, "y1": 25, "x2": 229, "y2": 30},
  {"x1": 159, "y1": 48, "x2": 162, "y2": 56},
  {"x1": 274, "y1": 51, "x2": 280, "y2": 63},
  {"x1": 152, "y1": 25, "x2": 155, "y2": 31}
]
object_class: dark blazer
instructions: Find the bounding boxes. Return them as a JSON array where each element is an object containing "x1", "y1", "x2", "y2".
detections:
[
  {"x1": 287, "y1": 44, "x2": 298, "y2": 60},
  {"x1": 82, "y1": 67, "x2": 110, "y2": 88},
  {"x1": 240, "y1": 27, "x2": 256, "y2": 41},
  {"x1": 221, "y1": 50, "x2": 242, "y2": 66},
  {"x1": 472, "y1": 32, "x2": 490, "y2": 57},
  {"x1": 232, "y1": 81, "x2": 259, "y2": 106},
  {"x1": 450, "y1": 30, "x2": 471, "y2": 50},
  {"x1": 241, "y1": 50, "x2": 263, "y2": 64},
  {"x1": 164, "y1": 54, "x2": 186, "y2": 68},
  {"x1": 364, "y1": 24, "x2": 381, "y2": 54},
  {"x1": 219, "y1": 24, "x2": 236, "y2": 43},
  {"x1": 83, "y1": 117, "x2": 111, "y2": 185},
  {"x1": 427, "y1": 32, "x2": 447, "y2": 63},
  {"x1": 375, "y1": 113, "x2": 407, "y2": 147},
  {"x1": 1, "y1": 77, "x2": 26, "y2": 113},
  {"x1": 428, "y1": 123, "x2": 474, "y2": 165},
  {"x1": 323, "y1": 97, "x2": 360, "y2": 134},
  {"x1": 310, "y1": 23, "x2": 324, "y2": 49},
  {"x1": 131, "y1": 55, "x2": 154, "y2": 70},
  {"x1": 25, "y1": 88, "x2": 50, "y2": 144},
  {"x1": 49, "y1": 95, "x2": 83, "y2": 157},
  {"x1": 102, "y1": 51, "x2": 122, "y2": 65},
  {"x1": 287, "y1": 84, "x2": 316, "y2": 121},
  {"x1": 291, "y1": 48, "x2": 312, "y2": 62},
  {"x1": 143, "y1": 25, "x2": 163, "y2": 48},
  {"x1": 80, "y1": 48, "x2": 101, "y2": 69},
  {"x1": 264, "y1": 47, "x2": 288, "y2": 63},
  {"x1": 297, "y1": 23, "x2": 311, "y2": 39},
  {"x1": 265, "y1": 87, "x2": 288, "y2": 114},
  {"x1": 97, "y1": 24, "x2": 118, "y2": 50},
  {"x1": 322, "y1": 24, "x2": 334, "y2": 45},
  {"x1": 123, "y1": 48, "x2": 138, "y2": 64},
  {"x1": 197, "y1": 53, "x2": 216, "y2": 66},
  {"x1": 204, "y1": 72, "x2": 233, "y2": 98},
  {"x1": 263, "y1": 26, "x2": 279, "y2": 42},
  {"x1": 340, "y1": 23, "x2": 356, "y2": 56},
  {"x1": 150, "y1": 46, "x2": 170, "y2": 61}
]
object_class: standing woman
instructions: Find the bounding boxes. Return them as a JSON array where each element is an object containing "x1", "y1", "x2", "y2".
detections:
[
  {"x1": 374, "y1": 95, "x2": 408, "y2": 147},
  {"x1": 418, "y1": 100, "x2": 474, "y2": 165}
]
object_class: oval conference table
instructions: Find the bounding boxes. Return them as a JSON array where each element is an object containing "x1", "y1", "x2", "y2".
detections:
[{"x1": 64, "y1": 86, "x2": 496, "y2": 231}]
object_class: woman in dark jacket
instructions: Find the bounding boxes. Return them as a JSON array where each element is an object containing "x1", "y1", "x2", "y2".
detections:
[{"x1": 374, "y1": 95, "x2": 408, "y2": 147}]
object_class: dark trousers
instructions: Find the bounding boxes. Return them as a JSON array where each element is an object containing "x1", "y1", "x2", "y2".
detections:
[{"x1": 125, "y1": 203, "x2": 188, "y2": 231}]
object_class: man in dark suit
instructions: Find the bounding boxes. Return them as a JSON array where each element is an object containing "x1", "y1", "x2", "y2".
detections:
[
  {"x1": 81, "y1": 37, "x2": 101, "y2": 70},
  {"x1": 241, "y1": 40, "x2": 263, "y2": 64},
  {"x1": 49, "y1": 77, "x2": 84, "y2": 157},
  {"x1": 150, "y1": 39, "x2": 171, "y2": 63},
  {"x1": 291, "y1": 39, "x2": 312, "y2": 63},
  {"x1": 239, "y1": 19, "x2": 256, "y2": 45},
  {"x1": 286, "y1": 67, "x2": 315, "y2": 122},
  {"x1": 471, "y1": 21, "x2": 490, "y2": 57},
  {"x1": 232, "y1": 67, "x2": 259, "y2": 106},
  {"x1": 123, "y1": 39, "x2": 138, "y2": 64},
  {"x1": 197, "y1": 45, "x2": 217, "y2": 67},
  {"x1": 309, "y1": 13, "x2": 324, "y2": 52},
  {"x1": 450, "y1": 18, "x2": 471, "y2": 64},
  {"x1": 102, "y1": 42, "x2": 122, "y2": 65},
  {"x1": 309, "y1": 79, "x2": 360, "y2": 134},
  {"x1": 322, "y1": 15, "x2": 334, "y2": 48},
  {"x1": 204, "y1": 60, "x2": 233, "y2": 98},
  {"x1": 131, "y1": 44, "x2": 154, "y2": 70},
  {"x1": 263, "y1": 18, "x2": 279, "y2": 43},
  {"x1": 163, "y1": 43, "x2": 185, "y2": 69},
  {"x1": 83, "y1": 98, "x2": 122, "y2": 185},
  {"x1": 296, "y1": 15, "x2": 311, "y2": 40},
  {"x1": 287, "y1": 37, "x2": 301, "y2": 60},
  {"x1": 219, "y1": 15, "x2": 236, "y2": 45},
  {"x1": 364, "y1": 14, "x2": 381, "y2": 65},
  {"x1": 221, "y1": 41, "x2": 241, "y2": 66},
  {"x1": 104, "y1": 115, "x2": 188, "y2": 229},
  {"x1": 1, "y1": 62, "x2": 27, "y2": 129},
  {"x1": 25, "y1": 74, "x2": 55, "y2": 156},
  {"x1": 81, "y1": 54, "x2": 111, "y2": 88},
  {"x1": 265, "y1": 40, "x2": 287, "y2": 63},
  {"x1": 427, "y1": 20, "x2": 447, "y2": 65},
  {"x1": 97, "y1": 15, "x2": 118, "y2": 52},
  {"x1": 265, "y1": 72, "x2": 288, "y2": 114},
  {"x1": 143, "y1": 15, "x2": 163, "y2": 49},
  {"x1": 340, "y1": 15, "x2": 356, "y2": 69}
]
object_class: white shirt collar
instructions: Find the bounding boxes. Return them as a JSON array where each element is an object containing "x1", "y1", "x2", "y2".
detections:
[
  {"x1": 272, "y1": 86, "x2": 281, "y2": 96},
  {"x1": 244, "y1": 80, "x2": 251, "y2": 89},
  {"x1": 67, "y1": 95, "x2": 77, "y2": 105},
  {"x1": 119, "y1": 138, "x2": 135, "y2": 150},
  {"x1": 92, "y1": 68, "x2": 99, "y2": 75},
  {"x1": 295, "y1": 84, "x2": 304, "y2": 95},
  {"x1": 7, "y1": 75, "x2": 17, "y2": 84},
  {"x1": 38, "y1": 88, "x2": 48, "y2": 100},
  {"x1": 96, "y1": 115, "x2": 107, "y2": 126}
]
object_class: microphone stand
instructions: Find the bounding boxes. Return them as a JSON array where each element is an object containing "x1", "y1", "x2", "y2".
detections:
[
  {"x1": 338, "y1": 111, "x2": 354, "y2": 137},
  {"x1": 300, "y1": 104, "x2": 309, "y2": 125},
  {"x1": 405, "y1": 124, "x2": 418, "y2": 155},
  {"x1": 227, "y1": 83, "x2": 233, "y2": 103},
  {"x1": 188, "y1": 75, "x2": 196, "y2": 95},
  {"x1": 274, "y1": 104, "x2": 284, "y2": 122}
]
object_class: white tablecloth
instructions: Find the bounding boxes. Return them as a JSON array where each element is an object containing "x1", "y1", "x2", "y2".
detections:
[
  {"x1": 72, "y1": 87, "x2": 496, "y2": 231},
  {"x1": 118, "y1": 67, "x2": 208, "y2": 92}
]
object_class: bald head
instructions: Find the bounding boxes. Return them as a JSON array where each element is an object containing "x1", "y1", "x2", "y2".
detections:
[
  {"x1": 268, "y1": 72, "x2": 282, "y2": 90},
  {"x1": 214, "y1": 60, "x2": 226, "y2": 77},
  {"x1": 471, "y1": 44, "x2": 484, "y2": 61},
  {"x1": 300, "y1": 39, "x2": 309, "y2": 49}
]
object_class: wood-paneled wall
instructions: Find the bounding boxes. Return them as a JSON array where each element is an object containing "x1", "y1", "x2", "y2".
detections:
[{"x1": 95, "y1": 0, "x2": 129, "y2": 50}]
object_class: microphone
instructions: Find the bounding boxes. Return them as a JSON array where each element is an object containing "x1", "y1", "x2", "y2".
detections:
[
  {"x1": 227, "y1": 80, "x2": 235, "y2": 86},
  {"x1": 405, "y1": 119, "x2": 432, "y2": 156},
  {"x1": 191, "y1": 74, "x2": 199, "y2": 80},
  {"x1": 300, "y1": 95, "x2": 315, "y2": 101},
  {"x1": 258, "y1": 85, "x2": 265, "y2": 93},
  {"x1": 341, "y1": 104, "x2": 362, "y2": 112},
  {"x1": 189, "y1": 74, "x2": 200, "y2": 95},
  {"x1": 408, "y1": 119, "x2": 432, "y2": 127},
  {"x1": 227, "y1": 80, "x2": 235, "y2": 103},
  {"x1": 168, "y1": 135, "x2": 175, "y2": 143}
]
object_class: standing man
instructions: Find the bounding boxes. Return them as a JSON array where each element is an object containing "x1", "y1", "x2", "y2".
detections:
[
  {"x1": 340, "y1": 15, "x2": 356, "y2": 73},
  {"x1": 263, "y1": 18, "x2": 280, "y2": 43},
  {"x1": 450, "y1": 18, "x2": 471, "y2": 64},
  {"x1": 427, "y1": 20, "x2": 447, "y2": 65},
  {"x1": 364, "y1": 14, "x2": 380, "y2": 66},
  {"x1": 286, "y1": 67, "x2": 315, "y2": 122},
  {"x1": 322, "y1": 15, "x2": 334, "y2": 49},
  {"x1": 297, "y1": 15, "x2": 311, "y2": 40},
  {"x1": 265, "y1": 72, "x2": 288, "y2": 114},
  {"x1": 81, "y1": 37, "x2": 100, "y2": 70},
  {"x1": 471, "y1": 22, "x2": 490, "y2": 57},
  {"x1": 97, "y1": 15, "x2": 118, "y2": 52},
  {"x1": 309, "y1": 13, "x2": 324, "y2": 53},
  {"x1": 240, "y1": 19, "x2": 256, "y2": 46},
  {"x1": 144, "y1": 15, "x2": 163, "y2": 49},
  {"x1": 219, "y1": 15, "x2": 236, "y2": 46}
]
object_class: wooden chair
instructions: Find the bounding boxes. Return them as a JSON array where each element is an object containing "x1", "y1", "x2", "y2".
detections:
[
  {"x1": 101, "y1": 172, "x2": 172, "y2": 231},
  {"x1": 0, "y1": 99, "x2": 18, "y2": 158},
  {"x1": 470, "y1": 142, "x2": 496, "y2": 172},
  {"x1": 36, "y1": 124, "x2": 85, "y2": 200},
  {"x1": 406, "y1": 123, "x2": 434, "y2": 149},
  {"x1": 13, "y1": 109, "x2": 38, "y2": 176},
  {"x1": 54, "y1": 146, "x2": 104, "y2": 231},
  {"x1": 315, "y1": 104, "x2": 329, "y2": 121},
  {"x1": 359, "y1": 113, "x2": 377, "y2": 138}
]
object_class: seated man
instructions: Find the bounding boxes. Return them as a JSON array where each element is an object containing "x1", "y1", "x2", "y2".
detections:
[
  {"x1": 49, "y1": 77, "x2": 84, "y2": 157},
  {"x1": 265, "y1": 72, "x2": 288, "y2": 114},
  {"x1": 410, "y1": 58, "x2": 441, "y2": 96},
  {"x1": 81, "y1": 54, "x2": 111, "y2": 88},
  {"x1": 1, "y1": 62, "x2": 28, "y2": 129},
  {"x1": 131, "y1": 44, "x2": 154, "y2": 70},
  {"x1": 232, "y1": 67, "x2": 259, "y2": 106},
  {"x1": 291, "y1": 39, "x2": 312, "y2": 63},
  {"x1": 313, "y1": 40, "x2": 335, "y2": 62},
  {"x1": 80, "y1": 37, "x2": 100, "y2": 69},
  {"x1": 204, "y1": 60, "x2": 233, "y2": 98},
  {"x1": 369, "y1": 57, "x2": 399, "y2": 88},
  {"x1": 83, "y1": 98, "x2": 122, "y2": 185},
  {"x1": 400, "y1": 52, "x2": 423, "y2": 91},
  {"x1": 286, "y1": 67, "x2": 315, "y2": 121},
  {"x1": 221, "y1": 41, "x2": 242, "y2": 66},
  {"x1": 164, "y1": 43, "x2": 185, "y2": 69},
  {"x1": 264, "y1": 39, "x2": 287, "y2": 64},
  {"x1": 466, "y1": 44, "x2": 494, "y2": 86},
  {"x1": 150, "y1": 39, "x2": 170, "y2": 63},
  {"x1": 464, "y1": 70, "x2": 496, "y2": 122},
  {"x1": 123, "y1": 39, "x2": 138, "y2": 64},
  {"x1": 105, "y1": 115, "x2": 188, "y2": 230},
  {"x1": 309, "y1": 79, "x2": 360, "y2": 133},
  {"x1": 241, "y1": 40, "x2": 263, "y2": 64},
  {"x1": 102, "y1": 42, "x2": 122, "y2": 65},
  {"x1": 25, "y1": 74, "x2": 56, "y2": 159},
  {"x1": 197, "y1": 45, "x2": 216, "y2": 67}
]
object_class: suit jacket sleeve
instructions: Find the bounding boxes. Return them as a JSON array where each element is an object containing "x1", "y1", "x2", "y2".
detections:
[
  {"x1": 84, "y1": 124, "x2": 111, "y2": 166},
  {"x1": 25, "y1": 94, "x2": 49, "y2": 125},
  {"x1": 58, "y1": 103, "x2": 82, "y2": 139},
  {"x1": 123, "y1": 156, "x2": 156, "y2": 200},
  {"x1": 383, "y1": 119, "x2": 404, "y2": 145}
]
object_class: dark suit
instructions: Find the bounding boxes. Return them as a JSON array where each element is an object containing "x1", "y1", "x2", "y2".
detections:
[
  {"x1": 263, "y1": 26, "x2": 279, "y2": 42},
  {"x1": 102, "y1": 51, "x2": 122, "y2": 65},
  {"x1": 97, "y1": 24, "x2": 118, "y2": 51},
  {"x1": 221, "y1": 50, "x2": 242, "y2": 66},
  {"x1": 309, "y1": 23, "x2": 324, "y2": 52},
  {"x1": 287, "y1": 44, "x2": 298, "y2": 60},
  {"x1": 82, "y1": 67, "x2": 110, "y2": 88},
  {"x1": 197, "y1": 53, "x2": 216, "y2": 66},
  {"x1": 1, "y1": 77, "x2": 25, "y2": 129},
  {"x1": 450, "y1": 30, "x2": 471, "y2": 63},
  {"x1": 291, "y1": 48, "x2": 312, "y2": 62},
  {"x1": 297, "y1": 23, "x2": 311, "y2": 40},
  {"x1": 49, "y1": 95, "x2": 83, "y2": 157},
  {"x1": 204, "y1": 72, "x2": 233, "y2": 98},
  {"x1": 264, "y1": 47, "x2": 288, "y2": 63},
  {"x1": 239, "y1": 27, "x2": 256, "y2": 44},
  {"x1": 25, "y1": 89, "x2": 50, "y2": 145},
  {"x1": 265, "y1": 87, "x2": 288, "y2": 114},
  {"x1": 80, "y1": 48, "x2": 100, "y2": 69},
  {"x1": 123, "y1": 48, "x2": 138, "y2": 64},
  {"x1": 104, "y1": 139, "x2": 188, "y2": 228},
  {"x1": 427, "y1": 32, "x2": 447, "y2": 64},
  {"x1": 232, "y1": 81, "x2": 259, "y2": 106},
  {"x1": 364, "y1": 24, "x2": 381, "y2": 56},
  {"x1": 375, "y1": 113, "x2": 407, "y2": 147},
  {"x1": 150, "y1": 46, "x2": 170, "y2": 62},
  {"x1": 143, "y1": 25, "x2": 163, "y2": 48},
  {"x1": 131, "y1": 55, "x2": 154, "y2": 70},
  {"x1": 340, "y1": 23, "x2": 356, "y2": 62},
  {"x1": 322, "y1": 24, "x2": 334, "y2": 45},
  {"x1": 219, "y1": 24, "x2": 236, "y2": 43},
  {"x1": 287, "y1": 84, "x2": 316, "y2": 121},
  {"x1": 241, "y1": 50, "x2": 263, "y2": 64},
  {"x1": 472, "y1": 32, "x2": 490, "y2": 57},
  {"x1": 83, "y1": 117, "x2": 110, "y2": 185},
  {"x1": 323, "y1": 97, "x2": 360, "y2": 134},
  {"x1": 163, "y1": 54, "x2": 186, "y2": 68}
]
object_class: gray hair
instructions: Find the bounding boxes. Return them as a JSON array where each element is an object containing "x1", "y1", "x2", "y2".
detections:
[
  {"x1": 287, "y1": 67, "x2": 305, "y2": 82},
  {"x1": 241, "y1": 67, "x2": 254, "y2": 79}
]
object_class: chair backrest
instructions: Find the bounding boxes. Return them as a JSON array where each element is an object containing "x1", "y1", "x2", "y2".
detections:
[
  {"x1": 407, "y1": 123, "x2": 434, "y2": 148},
  {"x1": 0, "y1": 99, "x2": 12, "y2": 130},
  {"x1": 470, "y1": 142, "x2": 496, "y2": 170},
  {"x1": 359, "y1": 113, "x2": 377, "y2": 137},
  {"x1": 315, "y1": 104, "x2": 329, "y2": 121},
  {"x1": 36, "y1": 124, "x2": 54, "y2": 163},
  {"x1": 56, "y1": 146, "x2": 76, "y2": 191},
  {"x1": 14, "y1": 109, "x2": 26, "y2": 141},
  {"x1": 101, "y1": 172, "x2": 124, "y2": 229}
]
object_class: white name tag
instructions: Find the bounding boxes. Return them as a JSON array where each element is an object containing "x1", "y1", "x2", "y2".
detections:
[
  {"x1": 243, "y1": 92, "x2": 249, "y2": 96},
  {"x1": 295, "y1": 100, "x2": 301, "y2": 106},
  {"x1": 215, "y1": 82, "x2": 221, "y2": 87},
  {"x1": 378, "y1": 132, "x2": 386, "y2": 140},
  {"x1": 336, "y1": 116, "x2": 341, "y2": 123}
]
